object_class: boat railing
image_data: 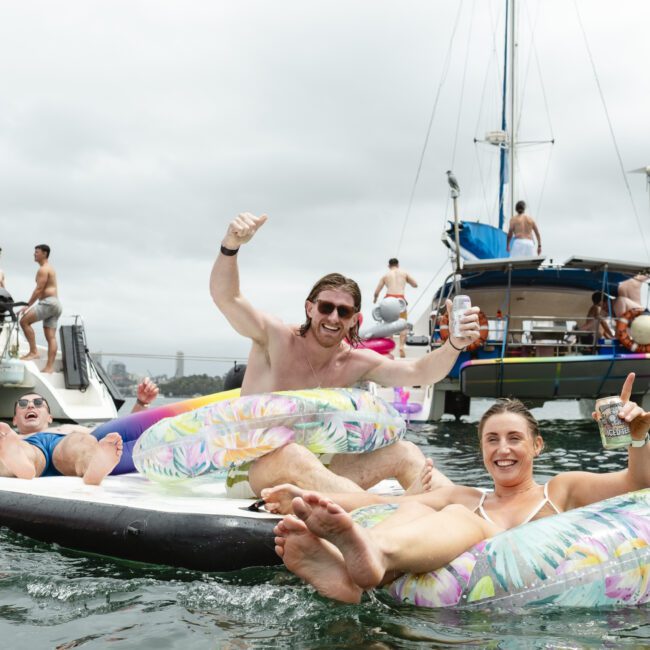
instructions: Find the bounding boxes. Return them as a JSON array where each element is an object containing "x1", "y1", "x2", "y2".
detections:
[{"x1": 430, "y1": 311, "x2": 619, "y2": 357}]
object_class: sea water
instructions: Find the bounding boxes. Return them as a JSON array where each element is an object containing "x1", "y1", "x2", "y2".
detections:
[{"x1": 0, "y1": 401, "x2": 649, "y2": 648}]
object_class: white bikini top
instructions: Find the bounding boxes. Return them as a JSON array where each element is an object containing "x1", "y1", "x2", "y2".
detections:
[{"x1": 473, "y1": 483, "x2": 562, "y2": 526}]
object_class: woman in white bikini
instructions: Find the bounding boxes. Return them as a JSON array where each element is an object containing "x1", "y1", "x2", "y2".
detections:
[{"x1": 270, "y1": 372, "x2": 650, "y2": 604}]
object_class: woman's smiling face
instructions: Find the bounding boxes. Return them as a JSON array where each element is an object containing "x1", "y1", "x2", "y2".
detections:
[{"x1": 480, "y1": 412, "x2": 543, "y2": 487}]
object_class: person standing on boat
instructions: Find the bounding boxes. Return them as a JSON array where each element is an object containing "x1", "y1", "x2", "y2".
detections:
[
  {"x1": 506, "y1": 201, "x2": 542, "y2": 258},
  {"x1": 614, "y1": 274, "x2": 649, "y2": 317},
  {"x1": 210, "y1": 212, "x2": 481, "y2": 499},
  {"x1": 373, "y1": 258, "x2": 418, "y2": 358},
  {"x1": 19, "y1": 244, "x2": 62, "y2": 374}
]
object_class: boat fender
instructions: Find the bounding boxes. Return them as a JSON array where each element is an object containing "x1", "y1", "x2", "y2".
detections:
[
  {"x1": 616, "y1": 309, "x2": 650, "y2": 353},
  {"x1": 353, "y1": 488, "x2": 650, "y2": 609},
  {"x1": 0, "y1": 357, "x2": 25, "y2": 386},
  {"x1": 132, "y1": 388, "x2": 405, "y2": 482}
]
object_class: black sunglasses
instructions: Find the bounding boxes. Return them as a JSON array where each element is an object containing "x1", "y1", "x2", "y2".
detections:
[
  {"x1": 314, "y1": 299, "x2": 357, "y2": 319},
  {"x1": 16, "y1": 398, "x2": 47, "y2": 409}
]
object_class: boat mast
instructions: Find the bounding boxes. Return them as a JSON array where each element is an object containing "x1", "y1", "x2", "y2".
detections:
[
  {"x1": 509, "y1": 0, "x2": 517, "y2": 222},
  {"x1": 498, "y1": 0, "x2": 516, "y2": 230}
]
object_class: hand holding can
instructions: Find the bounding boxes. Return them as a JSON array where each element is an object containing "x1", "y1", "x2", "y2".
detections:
[
  {"x1": 595, "y1": 397, "x2": 633, "y2": 449},
  {"x1": 452, "y1": 295, "x2": 472, "y2": 338}
]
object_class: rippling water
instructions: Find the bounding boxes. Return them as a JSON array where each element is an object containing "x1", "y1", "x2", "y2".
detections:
[{"x1": 1, "y1": 400, "x2": 649, "y2": 648}]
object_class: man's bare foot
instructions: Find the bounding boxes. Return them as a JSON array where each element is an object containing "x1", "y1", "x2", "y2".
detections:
[
  {"x1": 399, "y1": 350, "x2": 406, "y2": 358},
  {"x1": 20, "y1": 352, "x2": 40, "y2": 361},
  {"x1": 82, "y1": 432, "x2": 123, "y2": 485},
  {"x1": 274, "y1": 516, "x2": 363, "y2": 603},
  {"x1": 404, "y1": 458, "x2": 434, "y2": 495},
  {"x1": 293, "y1": 493, "x2": 386, "y2": 590},
  {"x1": 261, "y1": 483, "x2": 308, "y2": 514},
  {"x1": 0, "y1": 424, "x2": 36, "y2": 479},
  {"x1": 42, "y1": 366, "x2": 55, "y2": 374}
]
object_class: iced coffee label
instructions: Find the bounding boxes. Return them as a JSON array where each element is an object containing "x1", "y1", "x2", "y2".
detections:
[{"x1": 598, "y1": 401, "x2": 630, "y2": 439}]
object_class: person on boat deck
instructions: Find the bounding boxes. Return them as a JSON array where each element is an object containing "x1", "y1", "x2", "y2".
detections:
[
  {"x1": 373, "y1": 258, "x2": 418, "y2": 358},
  {"x1": 210, "y1": 213, "x2": 482, "y2": 499},
  {"x1": 0, "y1": 378, "x2": 159, "y2": 484},
  {"x1": 272, "y1": 372, "x2": 650, "y2": 604},
  {"x1": 506, "y1": 201, "x2": 542, "y2": 258},
  {"x1": 18, "y1": 244, "x2": 62, "y2": 374},
  {"x1": 614, "y1": 274, "x2": 649, "y2": 318},
  {"x1": 575, "y1": 291, "x2": 615, "y2": 344}
]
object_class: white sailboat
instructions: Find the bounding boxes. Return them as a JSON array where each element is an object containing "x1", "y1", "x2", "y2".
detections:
[{"x1": 378, "y1": 0, "x2": 650, "y2": 421}]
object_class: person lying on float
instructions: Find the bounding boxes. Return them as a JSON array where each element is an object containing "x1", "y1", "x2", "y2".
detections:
[
  {"x1": 271, "y1": 372, "x2": 650, "y2": 604},
  {"x1": 0, "y1": 379, "x2": 159, "y2": 484},
  {"x1": 210, "y1": 212, "x2": 480, "y2": 498}
]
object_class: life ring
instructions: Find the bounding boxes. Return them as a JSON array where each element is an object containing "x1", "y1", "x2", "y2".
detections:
[
  {"x1": 133, "y1": 388, "x2": 405, "y2": 482},
  {"x1": 353, "y1": 488, "x2": 650, "y2": 609},
  {"x1": 616, "y1": 308, "x2": 650, "y2": 353},
  {"x1": 437, "y1": 310, "x2": 489, "y2": 352}
]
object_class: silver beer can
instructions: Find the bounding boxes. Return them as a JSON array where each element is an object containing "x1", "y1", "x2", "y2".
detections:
[
  {"x1": 452, "y1": 295, "x2": 472, "y2": 338},
  {"x1": 595, "y1": 396, "x2": 632, "y2": 449}
]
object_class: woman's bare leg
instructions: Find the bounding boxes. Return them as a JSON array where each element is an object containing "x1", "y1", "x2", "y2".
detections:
[{"x1": 289, "y1": 493, "x2": 500, "y2": 591}]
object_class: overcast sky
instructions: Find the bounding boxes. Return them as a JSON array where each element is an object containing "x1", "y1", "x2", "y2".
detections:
[{"x1": 1, "y1": 1, "x2": 649, "y2": 378}]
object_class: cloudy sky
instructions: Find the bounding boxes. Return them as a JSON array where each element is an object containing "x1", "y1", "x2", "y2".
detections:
[{"x1": 1, "y1": 1, "x2": 649, "y2": 378}]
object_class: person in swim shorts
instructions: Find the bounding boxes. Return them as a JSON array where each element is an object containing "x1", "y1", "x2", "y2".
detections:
[
  {"x1": 272, "y1": 372, "x2": 650, "y2": 603},
  {"x1": 373, "y1": 258, "x2": 418, "y2": 358},
  {"x1": 2, "y1": 380, "x2": 159, "y2": 483},
  {"x1": 211, "y1": 213, "x2": 482, "y2": 499},
  {"x1": 19, "y1": 244, "x2": 63, "y2": 373},
  {"x1": 506, "y1": 200, "x2": 542, "y2": 258}
]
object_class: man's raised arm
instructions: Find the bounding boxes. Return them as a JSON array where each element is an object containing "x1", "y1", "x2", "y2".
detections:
[
  {"x1": 363, "y1": 299, "x2": 480, "y2": 387},
  {"x1": 210, "y1": 212, "x2": 270, "y2": 343}
]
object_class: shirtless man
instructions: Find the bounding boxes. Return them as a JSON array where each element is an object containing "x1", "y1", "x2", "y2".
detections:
[
  {"x1": 614, "y1": 275, "x2": 648, "y2": 317},
  {"x1": 373, "y1": 258, "x2": 418, "y2": 358},
  {"x1": 19, "y1": 244, "x2": 62, "y2": 373},
  {"x1": 210, "y1": 212, "x2": 480, "y2": 499},
  {"x1": 506, "y1": 201, "x2": 542, "y2": 258},
  {"x1": 576, "y1": 291, "x2": 616, "y2": 345},
  {"x1": 0, "y1": 378, "x2": 159, "y2": 484}
]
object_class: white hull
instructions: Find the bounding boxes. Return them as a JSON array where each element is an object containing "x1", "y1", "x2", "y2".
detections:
[{"x1": 0, "y1": 318, "x2": 118, "y2": 423}]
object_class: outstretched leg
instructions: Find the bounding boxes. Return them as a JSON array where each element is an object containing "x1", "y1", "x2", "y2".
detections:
[
  {"x1": 291, "y1": 493, "x2": 499, "y2": 592},
  {"x1": 0, "y1": 423, "x2": 42, "y2": 479},
  {"x1": 52, "y1": 431, "x2": 122, "y2": 484},
  {"x1": 328, "y1": 441, "x2": 452, "y2": 492},
  {"x1": 273, "y1": 516, "x2": 363, "y2": 603}
]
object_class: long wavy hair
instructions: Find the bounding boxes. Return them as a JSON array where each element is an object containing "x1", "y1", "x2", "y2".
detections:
[{"x1": 299, "y1": 273, "x2": 362, "y2": 345}]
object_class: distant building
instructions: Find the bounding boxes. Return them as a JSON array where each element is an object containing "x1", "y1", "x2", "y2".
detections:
[{"x1": 175, "y1": 351, "x2": 185, "y2": 378}]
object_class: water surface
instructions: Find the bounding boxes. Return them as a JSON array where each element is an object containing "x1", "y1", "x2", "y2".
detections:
[{"x1": 0, "y1": 401, "x2": 648, "y2": 648}]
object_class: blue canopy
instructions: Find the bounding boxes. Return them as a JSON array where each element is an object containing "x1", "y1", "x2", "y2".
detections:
[{"x1": 448, "y1": 221, "x2": 508, "y2": 259}]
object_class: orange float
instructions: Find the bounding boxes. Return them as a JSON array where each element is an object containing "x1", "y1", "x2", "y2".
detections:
[
  {"x1": 437, "y1": 310, "x2": 489, "y2": 352},
  {"x1": 616, "y1": 308, "x2": 650, "y2": 353}
]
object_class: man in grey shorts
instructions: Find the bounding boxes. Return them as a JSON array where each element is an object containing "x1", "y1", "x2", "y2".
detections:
[{"x1": 19, "y1": 244, "x2": 63, "y2": 373}]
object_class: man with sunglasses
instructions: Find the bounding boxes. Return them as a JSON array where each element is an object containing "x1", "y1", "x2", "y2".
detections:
[
  {"x1": 211, "y1": 213, "x2": 481, "y2": 500},
  {"x1": 0, "y1": 379, "x2": 159, "y2": 483}
]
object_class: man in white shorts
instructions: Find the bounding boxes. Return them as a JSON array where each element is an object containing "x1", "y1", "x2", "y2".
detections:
[
  {"x1": 506, "y1": 201, "x2": 542, "y2": 258},
  {"x1": 19, "y1": 244, "x2": 63, "y2": 373}
]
